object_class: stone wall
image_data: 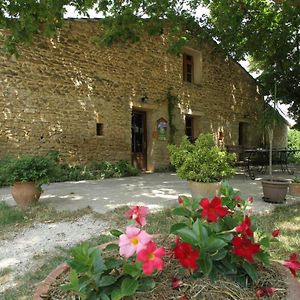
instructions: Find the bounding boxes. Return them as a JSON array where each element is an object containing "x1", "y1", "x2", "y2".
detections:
[{"x1": 0, "y1": 20, "x2": 287, "y2": 169}]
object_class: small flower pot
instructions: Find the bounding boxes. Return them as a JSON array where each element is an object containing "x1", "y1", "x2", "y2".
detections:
[
  {"x1": 188, "y1": 181, "x2": 221, "y2": 200},
  {"x1": 289, "y1": 183, "x2": 300, "y2": 197},
  {"x1": 11, "y1": 182, "x2": 41, "y2": 208},
  {"x1": 261, "y1": 179, "x2": 289, "y2": 203}
]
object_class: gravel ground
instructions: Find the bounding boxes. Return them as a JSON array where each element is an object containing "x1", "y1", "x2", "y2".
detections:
[{"x1": 0, "y1": 215, "x2": 109, "y2": 292}]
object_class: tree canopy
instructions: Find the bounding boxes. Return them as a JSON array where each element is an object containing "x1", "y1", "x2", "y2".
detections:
[{"x1": 0, "y1": 0, "x2": 299, "y2": 127}]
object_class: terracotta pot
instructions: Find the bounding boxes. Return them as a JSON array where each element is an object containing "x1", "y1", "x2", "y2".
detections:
[
  {"x1": 261, "y1": 179, "x2": 289, "y2": 203},
  {"x1": 11, "y1": 182, "x2": 41, "y2": 208},
  {"x1": 289, "y1": 183, "x2": 300, "y2": 197},
  {"x1": 188, "y1": 181, "x2": 221, "y2": 200}
]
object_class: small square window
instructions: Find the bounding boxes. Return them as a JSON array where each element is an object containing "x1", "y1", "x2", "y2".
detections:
[{"x1": 96, "y1": 123, "x2": 103, "y2": 136}]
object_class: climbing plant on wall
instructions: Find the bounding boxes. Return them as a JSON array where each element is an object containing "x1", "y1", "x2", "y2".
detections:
[{"x1": 166, "y1": 89, "x2": 178, "y2": 144}]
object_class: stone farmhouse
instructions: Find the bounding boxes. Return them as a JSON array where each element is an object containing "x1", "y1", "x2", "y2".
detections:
[{"x1": 0, "y1": 20, "x2": 288, "y2": 171}]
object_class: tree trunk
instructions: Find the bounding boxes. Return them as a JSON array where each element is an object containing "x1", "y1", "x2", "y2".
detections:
[{"x1": 269, "y1": 130, "x2": 273, "y2": 178}]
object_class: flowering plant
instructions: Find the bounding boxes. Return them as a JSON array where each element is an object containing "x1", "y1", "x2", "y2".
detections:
[
  {"x1": 62, "y1": 185, "x2": 300, "y2": 299},
  {"x1": 63, "y1": 205, "x2": 165, "y2": 300},
  {"x1": 171, "y1": 183, "x2": 280, "y2": 285}
]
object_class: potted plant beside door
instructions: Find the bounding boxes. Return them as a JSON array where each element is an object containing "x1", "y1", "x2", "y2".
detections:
[
  {"x1": 3, "y1": 154, "x2": 58, "y2": 208},
  {"x1": 168, "y1": 133, "x2": 236, "y2": 199}
]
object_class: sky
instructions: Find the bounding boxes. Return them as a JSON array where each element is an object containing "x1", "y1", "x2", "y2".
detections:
[{"x1": 64, "y1": 5, "x2": 295, "y2": 126}]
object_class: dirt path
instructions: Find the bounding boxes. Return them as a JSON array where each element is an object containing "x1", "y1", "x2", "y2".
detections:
[{"x1": 0, "y1": 215, "x2": 109, "y2": 292}]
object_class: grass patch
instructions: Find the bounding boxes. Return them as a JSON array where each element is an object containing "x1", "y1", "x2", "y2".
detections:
[
  {"x1": 0, "y1": 202, "x2": 25, "y2": 226},
  {"x1": 256, "y1": 203, "x2": 300, "y2": 260}
]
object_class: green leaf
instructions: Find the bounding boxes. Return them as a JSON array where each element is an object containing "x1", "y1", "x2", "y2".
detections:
[
  {"x1": 138, "y1": 277, "x2": 156, "y2": 291},
  {"x1": 170, "y1": 223, "x2": 187, "y2": 234},
  {"x1": 61, "y1": 269, "x2": 80, "y2": 292},
  {"x1": 98, "y1": 275, "x2": 118, "y2": 287},
  {"x1": 172, "y1": 207, "x2": 192, "y2": 218},
  {"x1": 91, "y1": 250, "x2": 107, "y2": 274},
  {"x1": 242, "y1": 261, "x2": 257, "y2": 282},
  {"x1": 121, "y1": 278, "x2": 139, "y2": 297},
  {"x1": 110, "y1": 229, "x2": 123, "y2": 237},
  {"x1": 211, "y1": 249, "x2": 228, "y2": 261},
  {"x1": 259, "y1": 237, "x2": 270, "y2": 248},
  {"x1": 123, "y1": 263, "x2": 141, "y2": 278},
  {"x1": 176, "y1": 227, "x2": 198, "y2": 245},
  {"x1": 206, "y1": 237, "x2": 227, "y2": 252},
  {"x1": 105, "y1": 243, "x2": 119, "y2": 251},
  {"x1": 192, "y1": 198, "x2": 200, "y2": 211},
  {"x1": 111, "y1": 289, "x2": 123, "y2": 300},
  {"x1": 192, "y1": 219, "x2": 208, "y2": 245},
  {"x1": 100, "y1": 294, "x2": 110, "y2": 300},
  {"x1": 105, "y1": 257, "x2": 123, "y2": 269},
  {"x1": 219, "y1": 233, "x2": 233, "y2": 243},
  {"x1": 69, "y1": 269, "x2": 80, "y2": 288},
  {"x1": 219, "y1": 257, "x2": 237, "y2": 275},
  {"x1": 198, "y1": 256, "x2": 213, "y2": 275},
  {"x1": 256, "y1": 251, "x2": 270, "y2": 265}
]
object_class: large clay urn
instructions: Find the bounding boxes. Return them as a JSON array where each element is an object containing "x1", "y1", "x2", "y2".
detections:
[
  {"x1": 11, "y1": 182, "x2": 41, "y2": 208},
  {"x1": 262, "y1": 179, "x2": 289, "y2": 203},
  {"x1": 289, "y1": 183, "x2": 300, "y2": 197},
  {"x1": 188, "y1": 181, "x2": 222, "y2": 200}
]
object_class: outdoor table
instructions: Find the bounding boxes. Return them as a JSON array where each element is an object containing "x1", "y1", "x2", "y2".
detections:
[{"x1": 243, "y1": 148, "x2": 300, "y2": 180}]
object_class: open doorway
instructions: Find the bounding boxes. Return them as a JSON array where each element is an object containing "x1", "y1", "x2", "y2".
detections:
[{"x1": 131, "y1": 110, "x2": 147, "y2": 170}]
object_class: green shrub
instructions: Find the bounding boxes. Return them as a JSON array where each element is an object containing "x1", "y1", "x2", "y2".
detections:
[
  {"x1": 2, "y1": 155, "x2": 59, "y2": 187},
  {"x1": 0, "y1": 154, "x2": 139, "y2": 187},
  {"x1": 168, "y1": 133, "x2": 236, "y2": 182},
  {"x1": 288, "y1": 129, "x2": 300, "y2": 163}
]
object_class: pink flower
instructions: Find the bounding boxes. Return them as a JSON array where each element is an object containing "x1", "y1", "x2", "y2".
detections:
[
  {"x1": 248, "y1": 196, "x2": 254, "y2": 203},
  {"x1": 256, "y1": 287, "x2": 276, "y2": 297},
  {"x1": 282, "y1": 252, "x2": 300, "y2": 277},
  {"x1": 272, "y1": 228, "x2": 280, "y2": 237},
  {"x1": 119, "y1": 226, "x2": 152, "y2": 258},
  {"x1": 124, "y1": 206, "x2": 149, "y2": 226},
  {"x1": 172, "y1": 277, "x2": 183, "y2": 289},
  {"x1": 137, "y1": 241, "x2": 166, "y2": 275}
]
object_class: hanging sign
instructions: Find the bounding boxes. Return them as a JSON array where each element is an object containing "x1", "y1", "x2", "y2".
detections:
[{"x1": 157, "y1": 118, "x2": 168, "y2": 141}]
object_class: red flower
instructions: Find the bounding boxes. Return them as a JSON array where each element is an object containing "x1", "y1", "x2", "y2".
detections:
[
  {"x1": 179, "y1": 296, "x2": 188, "y2": 300},
  {"x1": 234, "y1": 195, "x2": 242, "y2": 201},
  {"x1": 173, "y1": 238, "x2": 200, "y2": 270},
  {"x1": 256, "y1": 287, "x2": 276, "y2": 297},
  {"x1": 235, "y1": 216, "x2": 253, "y2": 237},
  {"x1": 136, "y1": 241, "x2": 166, "y2": 275},
  {"x1": 171, "y1": 277, "x2": 183, "y2": 289},
  {"x1": 199, "y1": 197, "x2": 228, "y2": 222},
  {"x1": 282, "y1": 252, "x2": 300, "y2": 277},
  {"x1": 271, "y1": 228, "x2": 280, "y2": 237},
  {"x1": 124, "y1": 206, "x2": 149, "y2": 227},
  {"x1": 178, "y1": 196, "x2": 183, "y2": 205},
  {"x1": 232, "y1": 235, "x2": 260, "y2": 263}
]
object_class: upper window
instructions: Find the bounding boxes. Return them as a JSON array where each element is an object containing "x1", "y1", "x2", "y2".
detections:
[{"x1": 183, "y1": 53, "x2": 194, "y2": 83}]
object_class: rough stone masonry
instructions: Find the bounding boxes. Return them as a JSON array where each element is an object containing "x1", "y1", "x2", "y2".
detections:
[{"x1": 0, "y1": 20, "x2": 287, "y2": 170}]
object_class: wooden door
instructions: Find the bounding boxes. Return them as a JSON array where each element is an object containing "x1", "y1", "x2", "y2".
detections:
[{"x1": 131, "y1": 111, "x2": 147, "y2": 170}]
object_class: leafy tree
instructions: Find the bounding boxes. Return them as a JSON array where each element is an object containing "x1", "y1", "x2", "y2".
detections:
[{"x1": 0, "y1": 0, "x2": 299, "y2": 125}]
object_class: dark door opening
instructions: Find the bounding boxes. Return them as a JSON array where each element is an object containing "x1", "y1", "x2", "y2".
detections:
[
  {"x1": 185, "y1": 115, "x2": 194, "y2": 142},
  {"x1": 131, "y1": 111, "x2": 147, "y2": 170}
]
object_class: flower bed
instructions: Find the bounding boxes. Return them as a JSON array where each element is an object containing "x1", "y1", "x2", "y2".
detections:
[{"x1": 34, "y1": 184, "x2": 300, "y2": 299}]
